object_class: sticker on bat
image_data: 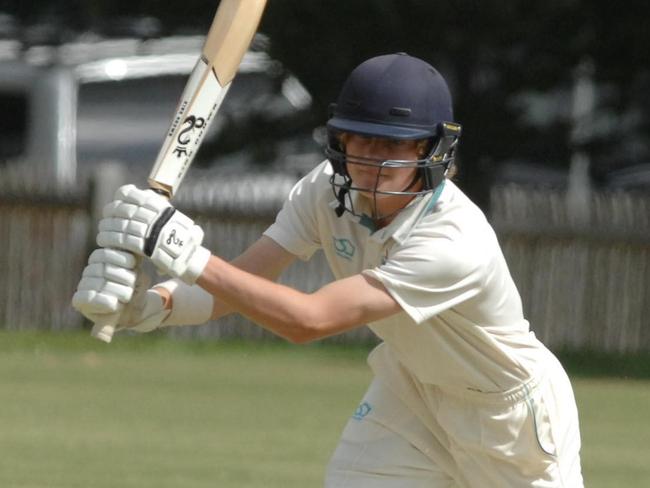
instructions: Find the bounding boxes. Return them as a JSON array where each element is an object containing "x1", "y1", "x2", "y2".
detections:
[{"x1": 174, "y1": 116, "x2": 207, "y2": 158}]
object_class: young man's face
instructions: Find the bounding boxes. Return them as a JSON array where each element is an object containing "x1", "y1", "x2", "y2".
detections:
[{"x1": 343, "y1": 134, "x2": 424, "y2": 199}]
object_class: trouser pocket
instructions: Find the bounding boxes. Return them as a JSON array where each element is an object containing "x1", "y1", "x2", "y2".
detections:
[{"x1": 436, "y1": 386, "x2": 560, "y2": 482}]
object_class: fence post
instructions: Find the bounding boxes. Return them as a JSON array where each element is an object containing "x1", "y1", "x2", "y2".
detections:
[
  {"x1": 27, "y1": 66, "x2": 79, "y2": 189},
  {"x1": 86, "y1": 162, "x2": 129, "y2": 256}
]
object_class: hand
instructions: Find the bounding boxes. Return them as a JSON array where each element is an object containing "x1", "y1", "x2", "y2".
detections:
[
  {"x1": 72, "y1": 249, "x2": 170, "y2": 333},
  {"x1": 96, "y1": 185, "x2": 211, "y2": 285}
]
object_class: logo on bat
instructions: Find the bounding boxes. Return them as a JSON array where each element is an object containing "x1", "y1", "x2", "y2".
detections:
[{"x1": 173, "y1": 115, "x2": 206, "y2": 158}]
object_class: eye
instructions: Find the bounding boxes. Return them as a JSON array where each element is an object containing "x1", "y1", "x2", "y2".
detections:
[{"x1": 377, "y1": 139, "x2": 406, "y2": 151}]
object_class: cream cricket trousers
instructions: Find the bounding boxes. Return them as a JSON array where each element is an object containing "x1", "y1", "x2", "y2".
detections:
[{"x1": 325, "y1": 345, "x2": 583, "y2": 487}]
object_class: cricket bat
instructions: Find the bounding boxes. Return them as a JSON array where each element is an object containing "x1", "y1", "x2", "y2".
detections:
[{"x1": 90, "y1": 0, "x2": 268, "y2": 342}]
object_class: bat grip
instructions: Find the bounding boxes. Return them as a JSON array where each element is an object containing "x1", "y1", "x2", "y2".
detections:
[{"x1": 90, "y1": 313, "x2": 120, "y2": 343}]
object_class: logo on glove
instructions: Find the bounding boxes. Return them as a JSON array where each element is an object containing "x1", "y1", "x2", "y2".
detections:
[{"x1": 167, "y1": 229, "x2": 184, "y2": 248}]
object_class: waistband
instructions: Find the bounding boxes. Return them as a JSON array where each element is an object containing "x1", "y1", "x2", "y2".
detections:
[{"x1": 439, "y1": 372, "x2": 546, "y2": 406}]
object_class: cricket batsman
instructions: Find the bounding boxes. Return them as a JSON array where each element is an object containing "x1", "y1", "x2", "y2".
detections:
[{"x1": 73, "y1": 53, "x2": 584, "y2": 487}]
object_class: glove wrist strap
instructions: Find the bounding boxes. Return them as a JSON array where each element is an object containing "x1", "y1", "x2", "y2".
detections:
[{"x1": 180, "y1": 246, "x2": 212, "y2": 284}]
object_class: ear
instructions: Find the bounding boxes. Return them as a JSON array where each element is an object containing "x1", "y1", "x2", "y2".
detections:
[{"x1": 417, "y1": 139, "x2": 430, "y2": 158}]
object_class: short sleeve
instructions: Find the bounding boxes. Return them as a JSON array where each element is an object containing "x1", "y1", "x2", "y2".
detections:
[
  {"x1": 363, "y1": 236, "x2": 485, "y2": 324},
  {"x1": 263, "y1": 162, "x2": 329, "y2": 260}
]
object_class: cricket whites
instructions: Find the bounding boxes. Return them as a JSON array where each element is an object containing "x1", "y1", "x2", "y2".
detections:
[{"x1": 90, "y1": 0, "x2": 268, "y2": 342}]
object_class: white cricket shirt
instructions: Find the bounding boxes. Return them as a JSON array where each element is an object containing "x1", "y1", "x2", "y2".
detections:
[{"x1": 264, "y1": 161, "x2": 547, "y2": 392}]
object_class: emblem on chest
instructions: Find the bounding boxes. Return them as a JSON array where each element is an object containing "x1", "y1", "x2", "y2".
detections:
[{"x1": 332, "y1": 237, "x2": 356, "y2": 260}]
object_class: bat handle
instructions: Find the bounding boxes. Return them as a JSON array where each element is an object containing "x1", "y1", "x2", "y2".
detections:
[{"x1": 90, "y1": 313, "x2": 120, "y2": 343}]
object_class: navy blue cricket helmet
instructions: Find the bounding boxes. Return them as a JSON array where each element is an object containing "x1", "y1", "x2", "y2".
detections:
[{"x1": 325, "y1": 53, "x2": 461, "y2": 218}]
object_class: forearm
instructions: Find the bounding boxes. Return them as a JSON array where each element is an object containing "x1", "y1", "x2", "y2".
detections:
[
  {"x1": 211, "y1": 236, "x2": 297, "y2": 320},
  {"x1": 197, "y1": 255, "x2": 323, "y2": 343},
  {"x1": 155, "y1": 236, "x2": 295, "y2": 322}
]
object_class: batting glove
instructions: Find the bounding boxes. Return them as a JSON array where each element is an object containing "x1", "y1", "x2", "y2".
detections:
[
  {"x1": 96, "y1": 184, "x2": 211, "y2": 285},
  {"x1": 72, "y1": 249, "x2": 171, "y2": 333}
]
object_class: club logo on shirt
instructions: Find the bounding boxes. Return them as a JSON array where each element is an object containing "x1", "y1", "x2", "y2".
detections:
[
  {"x1": 333, "y1": 237, "x2": 355, "y2": 260},
  {"x1": 352, "y1": 401, "x2": 372, "y2": 420}
]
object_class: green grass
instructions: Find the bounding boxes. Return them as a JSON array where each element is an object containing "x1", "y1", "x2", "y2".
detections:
[
  {"x1": 0, "y1": 331, "x2": 371, "y2": 488},
  {"x1": 576, "y1": 378, "x2": 650, "y2": 487},
  {"x1": 0, "y1": 330, "x2": 649, "y2": 487}
]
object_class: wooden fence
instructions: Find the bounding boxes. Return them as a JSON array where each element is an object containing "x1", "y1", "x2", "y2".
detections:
[
  {"x1": 491, "y1": 185, "x2": 650, "y2": 353},
  {"x1": 0, "y1": 164, "x2": 648, "y2": 352}
]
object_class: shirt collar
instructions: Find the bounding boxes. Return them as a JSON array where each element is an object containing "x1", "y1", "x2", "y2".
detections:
[{"x1": 328, "y1": 180, "x2": 447, "y2": 245}]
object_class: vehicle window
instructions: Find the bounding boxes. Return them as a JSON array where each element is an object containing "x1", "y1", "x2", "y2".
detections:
[
  {"x1": 0, "y1": 92, "x2": 28, "y2": 161},
  {"x1": 76, "y1": 75, "x2": 189, "y2": 167},
  {"x1": 75, "y1": 65, "x2": 316, "y2": 173}
]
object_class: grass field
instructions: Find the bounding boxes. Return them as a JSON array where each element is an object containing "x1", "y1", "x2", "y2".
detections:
[{"x1": 0, "y1": 330, "x2": 649, "y2": 487}]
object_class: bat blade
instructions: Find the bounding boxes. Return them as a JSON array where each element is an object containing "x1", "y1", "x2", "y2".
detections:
[
  {"x1": 147, "y1": 59, "x2": 231, "y2": 197},
  {"x1": 90, "y1": 0, "x2": 268, "y2": 342},
  {"x1": 148, "y1": 0, "x2": 268, "y2": 197}
]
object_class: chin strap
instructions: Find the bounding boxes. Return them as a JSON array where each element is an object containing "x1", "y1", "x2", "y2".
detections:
[{"x1": 335, "y1": 181, "x2": 351, "y2": 217}]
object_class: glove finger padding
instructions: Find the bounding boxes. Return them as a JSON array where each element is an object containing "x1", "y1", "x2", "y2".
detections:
[
  {"x1": 81, "y1": 263, "x2": 136, "y2": 288},
  {"x1": 72, "y1": 249, "x2": 139, "y2": 318},
  {"x1": 99, "y1": 216, "x2": 149, "y2": 239},
  {"x1": 96, "y1": 184, "x2": 211, "y2": 284},
  {"x1": 97, "y1": 223, "x2": 148, "y2": 256},
  {"x1": 82, "y1": 267, "x2": 170, "y2": 333},
  {"x1": 72, "y1": 288, "x2": 121, "y2": 314},
  {"x1": 114, "y1": 184, "x2": 169, "y2": 212},
  {"x1": 76, "y1": 277, "x2": 133, "y2": 304},
  {"x1": 89, "y1": 248, "x2": 137, "y2": 268},
  {"x1": 97, "y1": 184, "x2": 173, "y2": 256}
]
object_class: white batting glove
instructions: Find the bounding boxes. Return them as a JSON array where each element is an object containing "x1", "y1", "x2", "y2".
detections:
[
  {"x1": 72, "y1": 249, "x2": 170, "y2": 333},
  {"x1": 96, "y1": 185, "x2": 211, "y2": 285}
]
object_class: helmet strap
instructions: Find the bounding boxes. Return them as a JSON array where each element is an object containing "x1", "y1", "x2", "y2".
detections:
[{"x1": 335, "y1": 181, "x2": 351, "y2": 217}]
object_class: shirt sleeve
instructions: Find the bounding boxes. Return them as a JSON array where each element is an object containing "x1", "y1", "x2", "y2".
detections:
[
  {"x1": 263, "y1": 163, "x2": 327, "y2": 261},
  {"x1": 363, "y1": 235, "x2": 485, "y2": 324}
]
